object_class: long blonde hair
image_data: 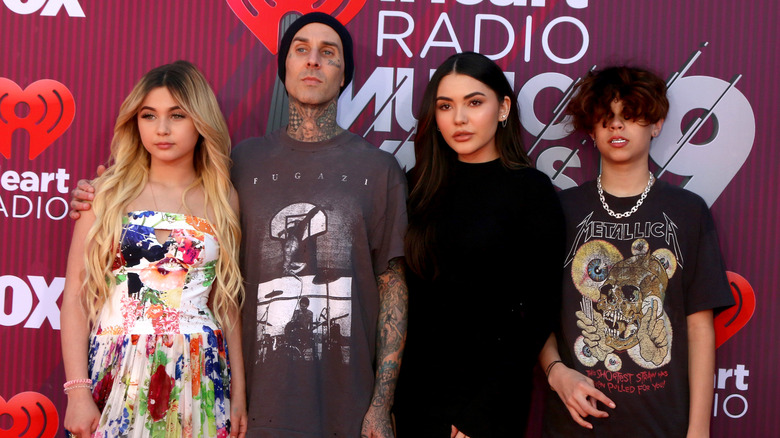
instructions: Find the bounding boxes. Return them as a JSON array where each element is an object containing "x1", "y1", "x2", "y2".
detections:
[{"x1": 83, "y1": 60, "x2": 243, "y2": 327}]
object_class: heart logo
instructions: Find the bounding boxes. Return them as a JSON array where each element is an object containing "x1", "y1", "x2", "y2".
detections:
[
  {"x1": 226, "y1": 0, "x2": 367, "y2": 54},
  {"x1": 0, "y1": 78, "x2": 76, "y2": 160},
  {"x1": 714, "y1": 271, "x2": 756, "y2": 349},
  {"x1": 0, "y1": 392, "x2": 59, "y2": 437}
]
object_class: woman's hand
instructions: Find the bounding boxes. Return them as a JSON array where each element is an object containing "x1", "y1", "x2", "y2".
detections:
[
  {"x1": 548, "y1": 363, "x2": 616, "y2": 429},
  {"x1": 229, "y1": 393, "x2": 247, "y2": 438},
  {"x1": 63, "y1": 389, "x2": 100, "y2": 437},
  {"x1": 226, "y1": 314, "x2": 248, "y2": 438}
]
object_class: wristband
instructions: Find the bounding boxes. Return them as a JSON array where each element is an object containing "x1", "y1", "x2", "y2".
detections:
[
  {"x1": 64, "y1": 384, "x2": 93, "y2": 394},
  {"x1": 63, "y1": 378, "x2": 92, "y2": 389},
  {"x1": 545, "y1": 360, "x2": 563, "y2": 378}
]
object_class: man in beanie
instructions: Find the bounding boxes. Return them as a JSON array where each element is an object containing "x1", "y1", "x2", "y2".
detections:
[
  {"x1": 230, "y1": 12, "x2": 407, "y2": 438},
  {"x1": 69, "y1": 11, "x2": 407, "y2": 438}
]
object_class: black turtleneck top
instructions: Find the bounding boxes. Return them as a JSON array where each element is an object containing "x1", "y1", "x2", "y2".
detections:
[{"x1": 396, "y1": 159, "x2": 565, "y2": 437}]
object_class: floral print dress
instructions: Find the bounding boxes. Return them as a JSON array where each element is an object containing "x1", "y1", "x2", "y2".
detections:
[{"x1": 86, "y1": 211, "x2": 231, "y2": 438}]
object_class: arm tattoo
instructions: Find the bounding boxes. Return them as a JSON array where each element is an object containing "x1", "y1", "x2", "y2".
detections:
[
  {"x1": 287, "y1": 96, "x2": 344, "y2": 142},
  {"x1": 371, "y1": 257, "x2": 408, "y2": 409}
]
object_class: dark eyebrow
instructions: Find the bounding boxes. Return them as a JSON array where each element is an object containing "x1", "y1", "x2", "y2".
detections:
[
  {"x1": 435, "y1": 91, "x2": 487, "y2": 101},
  {"x1": 292, "y1": 36, "x2": 340, "y2": 48},
  {"x1": 139, "y1": 105, "x2": 182, "y2": 112}
]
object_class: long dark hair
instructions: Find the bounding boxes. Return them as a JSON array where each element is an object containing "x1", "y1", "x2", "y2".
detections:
[{"x1": 405, "y1": 51, "x2": 531, "y2": 278}]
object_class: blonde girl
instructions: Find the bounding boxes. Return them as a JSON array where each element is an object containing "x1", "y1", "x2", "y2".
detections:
[{"x1": 61, "y1": 60, "x2": 246, "y2": 438}]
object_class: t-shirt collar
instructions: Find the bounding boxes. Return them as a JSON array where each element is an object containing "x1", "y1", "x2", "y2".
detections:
[{"x1": 280, "y1": 127, "x2": 350, "y2": 152}]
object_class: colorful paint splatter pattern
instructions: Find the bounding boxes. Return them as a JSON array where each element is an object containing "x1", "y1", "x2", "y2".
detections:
[{"x1": 86, "y1": 211, "x2": 231, "y2": 437}]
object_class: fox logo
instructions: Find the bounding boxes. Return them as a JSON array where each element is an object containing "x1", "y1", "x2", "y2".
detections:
[{"x1": 3, "y1": 0, "x2": 85, "y2": 17}]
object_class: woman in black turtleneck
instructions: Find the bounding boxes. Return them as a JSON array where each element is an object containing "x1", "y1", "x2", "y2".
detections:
[{"x1": 393, "y1": 52, "x2": 565, "y2": 438}]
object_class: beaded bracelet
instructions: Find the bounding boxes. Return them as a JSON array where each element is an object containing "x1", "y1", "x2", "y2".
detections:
[
  {"x1": 63, "y1": 379, "x2": 93, "y2": 394},
  {"x1": 63, "y1": 384, "x2": 93, "y2": 394},
  {"x1": 545, "y1": 360, "x2": 563, "y2": 378},
  {"x1": 63, "y1": 378, "x2": 92, "y2": 390}
]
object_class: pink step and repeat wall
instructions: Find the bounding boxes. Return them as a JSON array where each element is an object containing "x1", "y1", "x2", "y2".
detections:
[{"x1": 1, "y1": 0, "x2": 777, "y2": 436}]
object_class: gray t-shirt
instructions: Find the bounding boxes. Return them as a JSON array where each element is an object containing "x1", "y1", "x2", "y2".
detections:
[{"x1": 231, "y1": 128, "x2": 407, "y2": 437}]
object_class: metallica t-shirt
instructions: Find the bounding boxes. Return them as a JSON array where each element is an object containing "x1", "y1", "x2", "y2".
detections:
[
  {"x1": 543, "y1": 179, "x2": 734, "y2": 437},
  {"x1": 231, "y1": 129, "x2": 407, "y2": 437}
]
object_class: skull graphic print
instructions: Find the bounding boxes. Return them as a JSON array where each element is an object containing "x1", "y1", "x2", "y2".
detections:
[{"x1": 571, "y1": 239, "x2": 677, "y2": 370}]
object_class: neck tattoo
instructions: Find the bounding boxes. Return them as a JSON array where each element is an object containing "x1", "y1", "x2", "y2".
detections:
[
  {"x1": 287, "y1": 97, "x2": 343, "y2": 142},
  {"x1": 597, "y1": 171, "x2": 655, "y2": 219}
]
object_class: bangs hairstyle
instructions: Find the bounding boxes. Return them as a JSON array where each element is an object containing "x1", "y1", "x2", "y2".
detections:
[
  {"x1": 567, "y1": 66, "x2": 669, "y2": 133},
  {"x1": 405, "y1": 51, "x2": 530, "y2": 278},
  {"x1": 83, "y1": 60, "x2": 243, "y2": 328}
]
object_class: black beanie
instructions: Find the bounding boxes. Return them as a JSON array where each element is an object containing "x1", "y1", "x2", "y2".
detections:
[{"x1": 277, "y1": 12, "x2": 355, "y2": 94}]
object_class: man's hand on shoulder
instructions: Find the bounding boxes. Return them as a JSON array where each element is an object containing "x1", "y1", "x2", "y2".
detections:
[{"x1": 69, "y1": 165, "x2": 105, "y2": 220}]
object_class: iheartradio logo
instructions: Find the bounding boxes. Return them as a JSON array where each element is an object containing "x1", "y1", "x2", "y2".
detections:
[
  {"x1": 0, "y1": 392, "x2": 59, "y2": 438},
  {"x1": 714, "y1": 271, "x2": 756, "y2": 349},
  {"x1": 0, "y1": 78, "x2": 75, "y2": 160},
  {"x1": 226, "y1": 0, "x2": 367, "y2": 54}
]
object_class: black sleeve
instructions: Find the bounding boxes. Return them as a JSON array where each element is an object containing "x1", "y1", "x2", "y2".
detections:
[
  {"x1": 682, "y1": 195, "x2": 735, "y2": 314},
  {"x1": 453, "y1": 169, "x2": 566, "y2": 438},
  {"x1": 514, "y1": 169, "x2": 566, "y2": 355}
]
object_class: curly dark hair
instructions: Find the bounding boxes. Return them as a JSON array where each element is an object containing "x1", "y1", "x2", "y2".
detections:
[{"x1": 567, "y1": 66, "x2": 669, "y2": 132}]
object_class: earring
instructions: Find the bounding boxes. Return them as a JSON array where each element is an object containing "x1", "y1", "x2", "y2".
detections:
[{"x1": 500, "y1": 114, "x2": 507, "y2": 128}]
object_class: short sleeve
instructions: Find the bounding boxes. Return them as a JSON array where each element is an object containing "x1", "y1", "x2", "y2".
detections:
[
  {"x1": 369, "y1": 155, "x2": 408, "y2": 275},
  {"x1": 682, "y1": 199, "x2": 735, "y2": 315}
]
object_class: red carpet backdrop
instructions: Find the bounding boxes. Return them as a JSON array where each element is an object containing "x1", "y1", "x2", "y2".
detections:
[{"x1": 1, "y1": 0, "x2": 776, "y2": 435}]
